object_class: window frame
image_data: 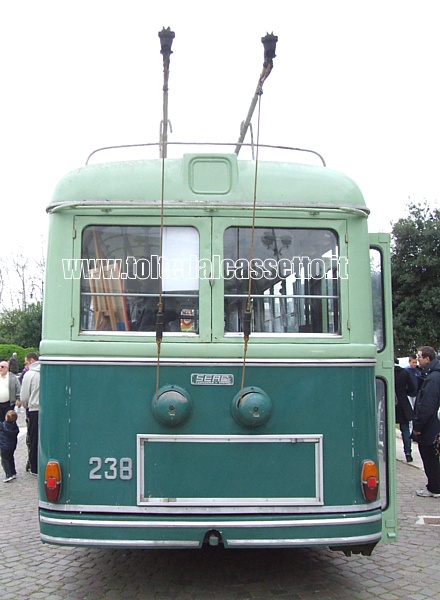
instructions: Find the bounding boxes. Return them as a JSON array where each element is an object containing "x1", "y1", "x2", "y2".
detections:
[
  {"x1": 71, "y1": 216, "x2": 211, "y2": 342},
  {"x1": 211, "y1": 217, "x2": 349, "y2": 342},
  {"x1": 70, "y1": 216, "x2": 349, "y2": 343}
]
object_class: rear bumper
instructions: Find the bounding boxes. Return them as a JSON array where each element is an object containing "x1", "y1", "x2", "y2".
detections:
[{"x1": 39, "y1": 509, "x2": 382, "y2": 549}]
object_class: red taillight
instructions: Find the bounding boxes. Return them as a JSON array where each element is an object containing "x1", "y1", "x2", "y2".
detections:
[
  {"x1": 361, "y1": 460, "x2": 379, "y2": 501},
  {"x1": 44, "y1": 461, "x2": 62, "y2": 502}
]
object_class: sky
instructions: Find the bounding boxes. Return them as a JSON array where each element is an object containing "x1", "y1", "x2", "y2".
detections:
[{"x1": 1, "y1": 0, "x2": 439, "y2": 264}]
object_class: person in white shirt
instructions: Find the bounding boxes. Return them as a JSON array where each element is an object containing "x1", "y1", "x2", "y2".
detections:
[{"x1": 0, "y1": 361, "x2": 21, "y2": 422}]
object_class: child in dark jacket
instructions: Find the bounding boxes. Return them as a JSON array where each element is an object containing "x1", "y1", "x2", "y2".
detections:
[{"x1": 0, "y1": 410, "x2": 19, "y2": 482}]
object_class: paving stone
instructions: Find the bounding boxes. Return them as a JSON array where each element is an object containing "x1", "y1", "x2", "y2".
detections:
[{"x1": 2, "y1": 429, "x2": 440, "y2": 599}]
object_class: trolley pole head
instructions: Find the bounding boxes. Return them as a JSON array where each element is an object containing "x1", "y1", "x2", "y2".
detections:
[
  {"x1": 158, "y1": 26, "x2": 175, "y2": 58},
  {"x1": 261, "y1": 32, "x2": 278, "y2": 67}
]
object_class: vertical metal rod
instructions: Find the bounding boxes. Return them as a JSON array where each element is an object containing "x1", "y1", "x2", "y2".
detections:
[{"x1": 155, "y1": 28, "x2": 175, "y2": 400}]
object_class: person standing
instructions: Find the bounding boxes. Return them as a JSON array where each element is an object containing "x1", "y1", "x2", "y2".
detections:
[
  {"x1": 405, "y1": 354, "x2": 421, "y2": 408},
  {"x1": 8, "y1": 352, "x2": 19, "y2": 375},
  {"x1": 412, "y1": 346, "x2": 440, "y2": 497},
  {"x1": 19, "y1": 363, "x2": 29, "y2": 384},
  {"x1": 20, "y1": 352, "x2": 40, "y2": 476},
  {"x1": 0, "y1": 409, "x2": 19, "y2": 482},
  {"x1": 0, "y1": 360, "x2": 21, "y2": 422},
  {"x1": 395, "y1": 359, "x2": 417, "y2": 462}
]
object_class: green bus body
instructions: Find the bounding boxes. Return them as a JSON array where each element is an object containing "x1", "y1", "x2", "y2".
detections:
[{"x1": 39, "y1": 151, "x2": 396, "y2": 554}]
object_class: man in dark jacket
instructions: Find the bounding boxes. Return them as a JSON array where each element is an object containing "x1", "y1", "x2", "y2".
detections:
[
  {"x1": 412, "y1": 346, "x2": 440, "y2": 497},
  {"x1": 8, "y1": 353, "x2": 19, "y2": 375},
  {"x1": 395, "y1": 360, "x2": 417, "y2": 462},
  {"x1": 405, "y1": 354, "x2": 421, "y2": 408}
]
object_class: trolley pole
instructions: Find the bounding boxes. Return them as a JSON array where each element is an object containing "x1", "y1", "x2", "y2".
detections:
[
  {"x1": 234, "y1": 33, "x2": 278, "y2": 156},
  {"x1": 158, "y1": 27, "x2": 175, "y2": 158}
]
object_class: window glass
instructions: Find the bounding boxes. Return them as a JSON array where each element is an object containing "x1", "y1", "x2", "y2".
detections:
[
  {"x1": 80, "y1": 226, "x2": 199, "y2": 333},
  {"x1": 376, "y1": 377, "x2": 388, "y2": 509},
  {"x1": 370, "y1": 248, "x2": 384, "y2": 351},
  {"x1": 223, "y1": 228, "x2": 341, "y2": 334}
]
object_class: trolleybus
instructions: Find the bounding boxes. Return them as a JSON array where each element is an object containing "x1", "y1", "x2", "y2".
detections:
[{"x1": 38, "y1": 32, "x2": 396, "y2": 555}]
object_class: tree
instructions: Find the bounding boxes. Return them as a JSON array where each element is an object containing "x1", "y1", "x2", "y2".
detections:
[
  {"x1": 0, "y1": 238, "x2": 45, "y2": 310},
  {"x1": 391, "y1": 201, "x2": 440, "y2": 355},
  {"x1": 0, "y1": 302, "x2": 42, "y2": 349}
]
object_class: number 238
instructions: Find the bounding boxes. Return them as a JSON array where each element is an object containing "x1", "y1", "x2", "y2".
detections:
[{"x1": 89, "y1": 457, "x2": 133, "y2": 480}]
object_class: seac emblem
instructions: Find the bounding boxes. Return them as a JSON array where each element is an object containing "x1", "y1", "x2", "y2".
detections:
[{"x1": 191, "y1": 373, "x2": 234, "y2": 386}]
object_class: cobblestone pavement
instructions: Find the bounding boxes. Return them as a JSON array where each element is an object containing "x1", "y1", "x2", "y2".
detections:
[{"x1": 1, "y1": 413, "x2": 440, "y2": 600}]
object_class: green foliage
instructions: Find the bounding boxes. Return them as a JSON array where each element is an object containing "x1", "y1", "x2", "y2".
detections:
[
  {"x1": 0, "y1": 302, "x2": 42, "y2": 350},
  {"x1": 0, "y1": 344, "x2": 25, "y2": 369},
  {"x1": 0, "y1": 344, "x2": 38, "y2": 371},
  {"x1": 391, "y1": 202, "x2": 440, "y2": 355}
]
